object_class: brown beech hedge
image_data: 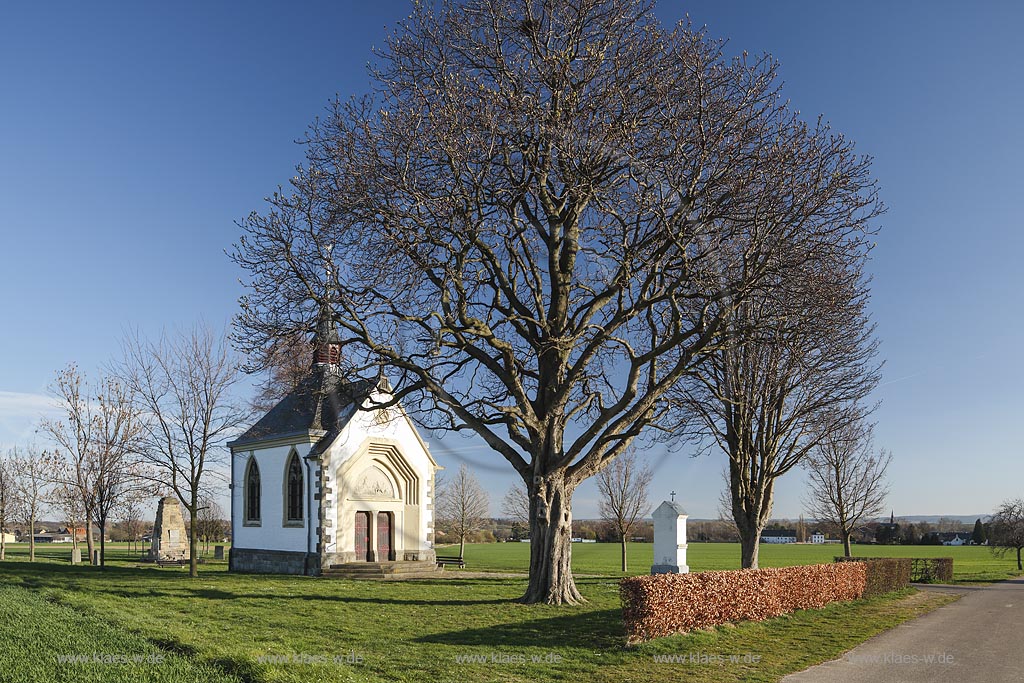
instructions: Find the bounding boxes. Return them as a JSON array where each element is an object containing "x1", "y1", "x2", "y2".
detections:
[
  {"x1": 834, "y1": 557, "x2": 913, "y2": 596},
  {"x1": 620, "y1": 562, "x2": 868, "y2": 643}
]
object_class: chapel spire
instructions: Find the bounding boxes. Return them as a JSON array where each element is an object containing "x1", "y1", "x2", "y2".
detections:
[{"x1": 312, "y1": 299, "x2": 341, "y2": 368}]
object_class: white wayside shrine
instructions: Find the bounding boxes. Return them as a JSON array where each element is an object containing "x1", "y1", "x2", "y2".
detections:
[
  {"x1": 651, "y1": 500, "x2": 689, "y2": 574},
  {"x1": 228, "y1": 306, "x2": 440, "y2": 576}
]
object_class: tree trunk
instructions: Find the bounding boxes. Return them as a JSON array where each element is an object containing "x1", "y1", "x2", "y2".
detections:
[
  {"x1": 621, "y1": 537, "x2": 628, "y2": 572},
  {"x1": 188, "y1": 498, "x2": 199, "y2": 578},
  {"x1": 522, "y1": 473, "x2": 583, "y2": 604},
  {"x1": 739, "y1": 528, "x2": 760, "y2": 569},
  {"x1": 459, "y1": 536, "x2": 465, "y2": 559},
  {"x1": 1017, "y1": 547, "x2": 1022, "y2": 572},
  {"x1": 843, "y1": 532, "x2": 853, "y2": 557},
  {"x1": 189, "y1": 526, "x2": 199, "y2": 577},
  {"x1": 29, "y1": 515, "x2": 35, "y2": 562},
  {"x1": 85, "y1": 513, "x2": 96, "y2": 566},
  {"x1": 98, "y1": 518, "x2": 107, "y2": 566}
]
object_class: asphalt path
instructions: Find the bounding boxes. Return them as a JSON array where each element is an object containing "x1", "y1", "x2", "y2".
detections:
[{"x1": 783, "y1": 578, "x2": 1024, "y2": 683}]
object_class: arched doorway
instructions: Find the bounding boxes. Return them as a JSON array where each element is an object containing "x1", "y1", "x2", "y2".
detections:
[
  {"x1": 354, "y1": 511, "x2": 371, "y2": 561},
  {"x1": 377, "y1": 512, "x2": 393, "y2": 561}
]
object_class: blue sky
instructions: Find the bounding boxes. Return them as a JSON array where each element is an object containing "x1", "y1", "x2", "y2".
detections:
[{"x1": 1, "y1": 1, "x2": 1021, "y2": 521}]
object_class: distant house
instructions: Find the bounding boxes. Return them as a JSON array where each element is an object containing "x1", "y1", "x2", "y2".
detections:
[
  {"x1": 810, "y1": 531, "x2": 826, "y2": 544},
  {"x1": 761, "y1": 529, "x2": 797, "y2": 544},
  {"x1": 936, "y1": 532, "x2": 972, "y2": 546},
  {"x1": 33, "y1": 531, "x2": 73, "y2": 543}
]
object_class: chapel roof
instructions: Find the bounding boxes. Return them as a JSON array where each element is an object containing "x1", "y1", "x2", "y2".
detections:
[{"x1": 230, "y1": 368, "x2": 376, "y2": 449}]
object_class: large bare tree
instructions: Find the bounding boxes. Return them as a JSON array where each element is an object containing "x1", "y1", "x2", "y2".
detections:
[
  {"x1": 114, "y1": 325, "x2": 249, "y2": 577},
  {"x1": 436, "y1": 464, "x2": 490, "y2": 558},
  {"x1": 232, "y1": 0, "x2": 879, "y2": 602},
  {"x1": 804, "y1": 418, "x2": 891, "y2": 557},
  {"x1": 596, "y1": 450, "x2": 652, "y2": 572},
  {"x1": 680, "y1": 256, "x2": 881, "y2": 569}
]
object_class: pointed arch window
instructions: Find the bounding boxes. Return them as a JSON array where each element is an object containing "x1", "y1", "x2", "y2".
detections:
[
  {"x1": 244, "y1": 457, "x2": 261, "y2": 525},
  {"x1": 285, "y1": 451, "x2": 304, "y2": 523}
]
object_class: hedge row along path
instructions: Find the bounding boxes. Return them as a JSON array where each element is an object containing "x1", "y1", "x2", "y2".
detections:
[{"x1": 784, "y1": 576, "x2": 1024, "y2": 682}]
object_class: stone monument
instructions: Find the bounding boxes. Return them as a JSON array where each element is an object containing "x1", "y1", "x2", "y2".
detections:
[
  {"x1": 651, "y1": 498, "x2": 689, "y2": 574},
  {"x1": 147, "y1": 496, "x2": 189, "y2": 561}
]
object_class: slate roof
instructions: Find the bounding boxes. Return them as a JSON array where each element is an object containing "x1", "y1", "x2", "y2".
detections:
[
  {"x1": 231, "y1": 368, "x2": 376, "y2": 449},
  {"x1": 653, "y1": 500, "x2": 689, "y2": 517},
  {"x1": 761, "y1": 529, "x2": 797, "y2": 537}
]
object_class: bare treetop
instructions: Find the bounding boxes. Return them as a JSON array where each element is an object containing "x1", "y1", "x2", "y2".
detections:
[{"x1": 232, "y1": 0, "x2": 881, "y2": 603}]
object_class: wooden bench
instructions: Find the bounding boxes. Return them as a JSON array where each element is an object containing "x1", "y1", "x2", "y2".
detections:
[
  {"x1": 155, "y1": 559, "x2": 187, "y2": 568},
  {"x1": 435, "y1": 555, "x2": 466, "y2": 569}
]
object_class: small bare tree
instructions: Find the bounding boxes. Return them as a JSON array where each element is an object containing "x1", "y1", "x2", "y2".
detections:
[
  {"x1": 436, "y1": 464, "x2": 490, "y2": 558},
  {"x1": 679, "y1": 255, "x2": 881, "y2": 569},
  {"x1": 501, "y1": 481, "x2": 530, "y2": 525},
  {"x1": 0, "y1": 455, "x2": 13, "y2": 561},
  {"x1": 596, "y1": 451, "x2": 652, "y2": 572},
  {"x1": 989, "y1": 499, "x2": 1024, "y2": 571},
  {"x1": 195, "y1": 496, "x2": 226, "y2": 556},
  {"x1": 116, "y1": 493, "x2": 146, "y2": 556},
  {"x1": 11, "y1": 446, "x2": 56, "y2": 562},
  {"x1": 114, "y1": 325, "x2": 249, "y2": 577},
  {"x1": 48, "y1": 479, "x2": 87, "y2": 558},
  {"x1": 249, "y1": 331, "x2": 315, "y2": 413},
  {"x1": 90, "y1": 377, "x2": 145, "y2": 566},
  {"x1": 39, "y1": 364, "x2": 99, "y2": 564},
  {"x1": 804, "y1": 419, "x2": 891, "y2": 557}
]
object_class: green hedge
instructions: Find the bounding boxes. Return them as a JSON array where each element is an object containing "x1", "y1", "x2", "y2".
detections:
[{"x1": 834, "y1": 557, "x2": 912, "y2": 596}]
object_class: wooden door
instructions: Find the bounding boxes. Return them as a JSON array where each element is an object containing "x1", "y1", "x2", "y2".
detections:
[
  {"x1": 355, "y1": 511, "x2": 371, "y2": 561},
  {"x1": 376, "y1": 512, "x2": 392, "y2": 562}
]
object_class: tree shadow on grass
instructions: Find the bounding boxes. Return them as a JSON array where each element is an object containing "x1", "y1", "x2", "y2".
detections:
[{"x1": 415, "y1": 608, "x2": 625, "y2": 651}]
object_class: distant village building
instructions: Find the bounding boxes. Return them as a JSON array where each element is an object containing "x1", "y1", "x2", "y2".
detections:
[
  {"x1": 760, "y1": 529, "x2": 797, "y2": 544},
  {"x1": 228, "y1": 306, "x2": 439, "y2": 576},
  {"x1": 810, "y1": 531, "x2": 826, "y2": 544},
  {"x1": 936, "y1": 532, "x2": 973, "y2": 546}
]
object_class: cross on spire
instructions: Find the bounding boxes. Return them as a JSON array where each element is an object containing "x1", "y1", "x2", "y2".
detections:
[{"x1": 670, "y1": 490, "x2": 676, "y2": 502}]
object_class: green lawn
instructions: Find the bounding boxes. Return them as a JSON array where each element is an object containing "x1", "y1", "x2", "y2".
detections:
[
  {"x1": 0, "y1": 541, "x2": 976, "y2": 683},
  {"x1": 459, "y1": 541, "x2": 1020, "y2": 582}
]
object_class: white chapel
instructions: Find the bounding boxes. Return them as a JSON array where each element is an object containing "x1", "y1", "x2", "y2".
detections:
[{"x1": 228, "y1": 309, "x2": 439, "y2": 575}]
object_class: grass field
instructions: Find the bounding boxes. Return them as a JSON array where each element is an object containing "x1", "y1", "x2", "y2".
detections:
[
  {"x1": 459, "y1": 540, "x2": 1021, "y2": 583},
  {"x1": 0, "y1": 540, "x2": 1011, "y2": 682}
]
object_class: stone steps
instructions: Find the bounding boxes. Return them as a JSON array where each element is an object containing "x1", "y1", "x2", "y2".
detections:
[{"x1": 322, "y1": 561, "x2": 442, "y2": 579}]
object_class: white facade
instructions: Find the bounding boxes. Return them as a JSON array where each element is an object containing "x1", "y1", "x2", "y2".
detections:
[
  {"x1": 230, "y1": 385, "x2": 438, "y2": 574},
  {"x1": 761, "y1": 534, "x2": 797, "y2": 544},
  {"x1": 810, "y1": 532, "x2": 826, "y2": 544}
]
